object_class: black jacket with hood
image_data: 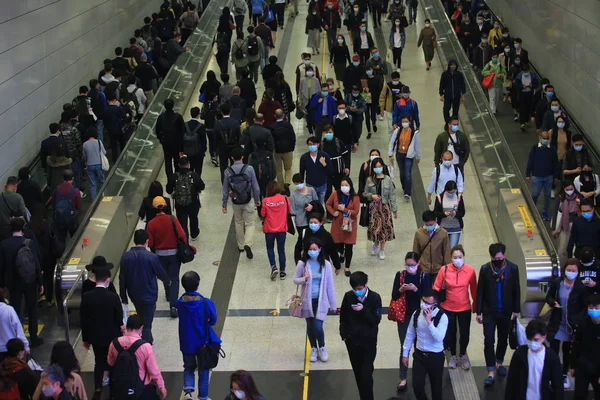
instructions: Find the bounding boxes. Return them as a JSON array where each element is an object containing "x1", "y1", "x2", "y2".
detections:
[
  {"x1": 438, "y1": 60, "x2": 466, "y2": 101},
  {"x1": 505, "y1": 345, "x2": 563, "y2": 400}
]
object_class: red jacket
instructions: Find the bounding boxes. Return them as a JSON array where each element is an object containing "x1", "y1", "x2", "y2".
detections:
[
  {"x1": 261, "y1": 194, "x2": 289, "y2": 233},
  {"x1": 56, "y1": 182, "x2": 82, "y2": 213},
  {"x1": 147, "y1": 213, "x2": 187, "y2": 251}
]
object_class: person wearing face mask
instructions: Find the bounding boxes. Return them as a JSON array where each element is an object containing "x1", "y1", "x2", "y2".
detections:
[
  {"x1": 345, "y1": 4, "x2": 365, "y2": 41},
  {"x1": 358, "y1": 149, "x2": 389, "y2": 198},
  {"x1": 303, "y1": 213, "x2": 341, "y2": 270},
  {"x1": 391, "y1": 252, "x2": 431, "y2": 391},
  {"x1": 365, "y1": 47, "x2": 388, "y2": 77},
  {"x1": 417, "y1": 19, "x2": 437, "y2": 70},
  {"x1": 401, "y1": 289, "x2": 447, "y2": 400},
  {"x1": 433, "y1": 245, "x2": 477, "y2": 370},
  {"x1": 505, "y1": 319, "x2": 563, "y2": 399},
  {"x1": 512, "y1": 37, "x2": 529, "y2": 65},
  {"x1": 458, "y1": 14, "x2": 476, "y2": 62},
  {"x1": 291, "y1": 174, "x2": 321, "y2": 263},
  {"x1": 563, "y1": 134, "x2": 593, "y2": 183},
  {"x1": 389, "y1": 18, "x2": 406, "y2": 72},
  {"x1": 305, "y1": 6, "x2": 324, "y2": 55},
  {"x1": 295, "y1": 53, "x2": 320, "y2": 94},
  {"x1": 226, "y1": 370, "x2": 266, "y2": 400},
  {"x1": 439, "y1": 59, "x2": 466, "y2": 123},
  {"x1": 298, "y1": 66, "x2": 322, "y2": 135},
  {"x1": 450, "y1": 5, "x2": 464, "y2": 33},
  {"x1": 525, "y1": 131, "x2": 560, "y2": 221},
  {"x1": 261, "y1": 181, "x2": 291, "y2": 280},
  {"x1": 392, "y1": 86, "x2": 420, "y2": 131},
  {"x1": 325, "y1": 77, "x2": 344, "y2": 104},
  {"x1": 326, "y1": 177, "x2": 360, "y2": 276},
  {"x1": 343, "y1": 55, "x2": 366, "y2": 96},
  {"x1": 38, "y1": 365, "x2": 74, "y2": 400},
  {"x1": 487, "y1": 21, "x2": 503, "y2": 49},
  {"x1": 353, "y1": 24, "x2": 375, "y2": 65},
  {"x1": 364, "y1": 158, "x2": 397, "y2": 260},
  {"x1": 299, "y1": 137, "x2": 333, "y2": 204},
  {"x1": 570, "y1": 294, "x2": 600, "y2": 398},
  {"x1": 322, "y1": 2, "x2": 342, "y2": 54},
  {"x1": 434, "y1": 116, "x2": 470, "y2": 177},
  {"x1": 542, "y1": 99, "x2": 569, "y2": 133},
  {"x1": 330, "y1": 35, "x2": 351, "y2": 88},
  {"x1": 387, "y1": 0, "x2": 407, "y2": 26},
  {"x1": 293, "y1": 238, "x2": 338, "y2": 362},
  {"x1": 320, "y1": 125, "x2": 350, "y2": 210},
  {"x1": 363, "y1": 67, "x2": 383, "y2": 139},
  {"x1": 574, "y1": 165, "x2": 600, "y2": 206},
  {"x1": 545, "y1": 258, "x2": 586, "y2": 389},
  {"x1": 550, "y1": 180, "x2": 579, "y2": 263},
  {"x1": 345, "y1": 85, "x2": 367, "y2": 142},
  {"x1": 533, "y1": 84, "x2": 555, "y2": 131},
  {"x1": 413, "y1": 210, "x2": 451, "y2": 286},
  {"x1": 310, "y1": 84, "x2": 338, "y2": 138},
  {"x1": 388, "y1": 116, "x2": 420, "y2": 201},
  {"x1": 481, "y1": 51, "x2": 505, "y2": 114},
  {"x1": 426, "y1": 151, "x2": 464, "y2": 205},
  {"x1": 339, "y1": 271, "x2": 382, "y2": 400},
  {"x1": 568, "y1": 200, "x2": 600, "y2": 259},
  {"x1": 513, "y1": 64, "x2": 540, "y2": 131},
  {"x1": 506, "y1": 54, "x2": 523, "y2": 119},
  {"x1": 379, "y1": 71, "x2": 404, "y2": 130},
  {"x1": 548, "y1": 116, "x2": 571, "y2": 199},
  {"x1": 334, "y1": 104, "x2": 358, "y2": 157},
  {"x1": 475, "y1": 243, "x2": 521, "y2": 386},
  {"x1": 433, "y1": 180, "x2": 465, "y2": 247},
  {"x1": 472, "y1": 33, "x2": 493, "y2": 74},
  {"x1": 474, "y1": 13, "x2": 492, "y2": 37}
]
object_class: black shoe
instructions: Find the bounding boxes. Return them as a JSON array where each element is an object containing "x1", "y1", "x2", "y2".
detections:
[
  {"x1": 170, "y1": 307, "x2": 178, "y2": 318},
  {"x1": 373, "y1": 124, "x2": 378, "y2": 132},
  {"x1": 344, "y1": 268, "x2": 351, "y2": 277},
  {"x1": 367, "y1": 132, "x2": 372, "y2": 139},
  {"x1": 244, "y1": 245, "x2": 254, "y2": 259},
  {"x1": 270, "y1": 266, "x2": 279, "y2": 280},
  {"x1": 30, "y1": 337, "x2": 44, "y2": 348},
  {"x1": 280, "y1": 272, "x2": 287, "y2": 280}
]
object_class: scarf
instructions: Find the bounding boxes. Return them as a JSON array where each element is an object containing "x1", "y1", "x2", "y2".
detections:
[{"x1": 559, "y1": 194, "x2": 578, "y2": 232}]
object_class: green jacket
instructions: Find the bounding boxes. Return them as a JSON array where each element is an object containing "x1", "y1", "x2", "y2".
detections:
[
  {"x1": 482, "y1": 61, "x2": 505, "y2": 88},
  {"x1": 434, "y1": 130, "x2": 470, "y2": 165}
]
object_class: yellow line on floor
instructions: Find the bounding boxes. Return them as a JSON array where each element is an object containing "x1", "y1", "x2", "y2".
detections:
[{"x1": 302, "y1": 337, "x2": 310, "y2": 400}]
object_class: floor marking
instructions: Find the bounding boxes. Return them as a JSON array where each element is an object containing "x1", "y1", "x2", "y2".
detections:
[
  {"x1": 23, "y1": 325, "x2": 43, "y2": 337},
  {"x1": 302, "y1": 337, "x2": 311, "y2": 400}
]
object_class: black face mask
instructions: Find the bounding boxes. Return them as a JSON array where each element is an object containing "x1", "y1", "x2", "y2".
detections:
[{"x1": 492, "y1": 259, "x2": 504, "y2": 268}]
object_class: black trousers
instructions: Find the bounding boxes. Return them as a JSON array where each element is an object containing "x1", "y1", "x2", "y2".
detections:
[
  {"x1": 188, "y1": 154, "x2": 204, "y2": 179},
  {"x1": 92, "y1": 344, "x2": 110, "y2": 390},
  {"x1": 42, "y1": 257, "x2": 56, "y2": 303},
  {"x1": 364, "y1": 103, "x2": 379, "y2": 133},
  {"x1": 234, "y1": 15, "x2": 245, "y2": 36},
  {"x1": 219, "y1": 152, "x2": 233, "y2": 183},
  {"x1": 336, "y1": 243, "x2": 354, "y2": 269},
  {"x1": 482, "y1": 312, "x2": 511, "y2": 369},
  {"x1": 392, "y1": 47, "x2": 403, "y2": 69},
  {"x1": 412, "y1": 349, "x2": 444, "y2": 400},
  {"x1": 359, "y1": 49, "x2": 370, "y2": 66},
  {"x1": 519, "y1": 90, "x2": 534, "y2": 125},
  {"x1": 163, "y1": 149, "x2": 180, "y2": 180},
  {"x1": 444, "y1": 309, "x2": 471, "y2": 356},
  {"x1": 574, "y1": 365, "x2": 600, "y2": 398},
  {"x1": 9, "y1": 283, "x2": 39, "y2": 341},
  {"x1": 176, "y1": 203, "x2": 200, "y2": 239},
  {"x1": 273, "y1": 3, "x2": 285, "y2": 26},
  {"x1": 294, "y1": 226, "x2": 307, "y2": 263},
  {"x1": 550, "y1": 339, "x2": 571, "y2": 375},
  {"x1": 345, "y1": 339, "x2": 377, "y2": 400},
  {"x1": 443, "y1": 97, "x2": 461, "y2": 123},
  {"x1": 206, "y1": 129, "x2": 217, "y2": 157},
  {"x1": 181, "y1": 28, "x2": 193, "y2": 44},
  {"x1": 217, "y1": 51, "x2": 229, "y2": 75},
  {"x1": 108, "y1": 131, "x2": 127, "y2": 163}
]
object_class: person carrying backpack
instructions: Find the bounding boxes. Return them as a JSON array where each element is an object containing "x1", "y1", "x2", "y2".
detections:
[
  {"x1": 52, "y1": 170, "x2": 82, "y2": 244},
  {"x1": 245, "y1": 26, "x2": 264, "y2": 83},
  {"x1": 122, "y1": 76, "x2": 147, "y2": 119},
  {"x1": 183, "y1": 107, "x2": 208, "y2": 178},
  {"x1": 156, "y1": 99, "x2": 186, "y2": 180},
  {"x1": 231, "y1": 33, "x2": 249, "y2": 81},
  {"x1": 215, "y1": 31, "x2": 231, "y2": 75},
  {"x1": 166, "y1": 156, "x2": 205, "y2": 241},
  {"x1": 222, "y1": 147, "x2": 261, "y2": 259},
  {"x1": 248, "y1": 140, "x2": 277, "y2": 212},
  {"x1": 107, "y1": 314, "x2": 167, "y2": 400},
  {"x1": 179, "y1": 3, "x2": 200, "y2": 44},
  {"x1": 214, "y1": 103, "x2": 242, "y2": 183}
]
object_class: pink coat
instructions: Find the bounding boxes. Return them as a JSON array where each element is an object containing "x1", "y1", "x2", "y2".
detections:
[{"x1": 293, "y1": 260, "x2": 337, "y2": 321}]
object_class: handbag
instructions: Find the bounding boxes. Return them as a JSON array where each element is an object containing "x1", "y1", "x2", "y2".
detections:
[
  {"x1": 482, "y1": 71, "x2": 495, "y2": 89},
  {"x1": 99, "y1": 140, "x2": 110, "y2": 172},
  {"x1": 295, "y1": 103, "x2": 307, "y2": 120},
  {"x1": 197, "y1": 297, "x2": 226, "y2": 369},
  {"x1": 286, "y1": 198, "x2": 296, "y2": 235},
  {"x1": 198, "y1": 90, "x2": 207, "y2": 103},
  {"x1": 170, "y1": 216, "x2": 195, "y2": 263},
  {"x1": 388, "y1": 272, "x2": 407, "y2": 322},
  {"x1": 438, "y1": 265, "x2": 448, "y2": 303},
  {"x1": 287, "y1": 284, "x2": 305, "y2": 318},
  {"x1": 265, "y1": 7, "x2": 275, "y2": 23},
  {"x1": 359, "y1": 204, "x2": 370, "y2": 227},
  {"x1": 341, "y1": 215, "x2": 353, "y2": 232}
]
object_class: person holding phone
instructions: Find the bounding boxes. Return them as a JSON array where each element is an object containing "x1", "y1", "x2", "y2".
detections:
[{"x1": 290, "y1": 173, "x2": 321, "y2": 263}]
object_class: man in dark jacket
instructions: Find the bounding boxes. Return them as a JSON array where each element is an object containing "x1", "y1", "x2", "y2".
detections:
[
  {"x1": 567, "y1": 199, "x2": 600, "y2": 258},
  {"x1": 214, "y1": 103, "x2": 242, "y2": 183},
  {"x1": 505, "y1": 319, "x2": 563, "y2": 400},
  {"x1": 243, "y1": 114, "x2": 275, "y2": 156},
  {"x1": 575, "y1": 247, "x2": 600, "y2": 297},
  {"x1": 0, "y1": 218, "x2": 43, "y2": 347},
  {"x1": 534, "y1": 84, "x2": 554, "y2": 131},
  {"x1": 227, "y1": 86, "x2": 247, "y2": 123},
  {"x1": 16, "y1": 167, "x2": 43, "y2": 213},
  {"x1": 433, "y1": 117, "x2": 470, "y2": 177},
  {"x1": 343, "y1": 55, "x2": 365, "y2": 96},
  {"x1": 156, "y1": 98, "x2": 186, "y2": 179},
  {"x1": 166, "y1": 156, "x2": 205, "y2": 241},
  {"x1": 353, "y1": 23, "x2": 375, "y2": 65},
  {"x1": 571, "y1": 294, "x2": 600, "y2": 398},
  {"x1": 119, "y1": 229, "x2": 171, "y2": 344},
  {"x1": 476, "y1": 243, "x2": 521, "y2": 386},
  {"x1": 339, "y1": 271, "x2": 382, "y2": 400},
  {"x1": 322, "y1": 2, "x2": 342, "y2": 52},
  {"x1": 563, "y1": 134, "x2": 593, "y2": 182},
  {"x1": 135, "y1": 53, "x2": 158, "y2": 103},
  {"x1": 271, "y1": 109, "x2": 296, "y2": 186},
  {"x1": 473, "y1": 34, "x2": 493, "y2": 72},
  {"x1": 88, "y1": 79, "x2": 107, "y2": 141},
  {"x1": 525, "y1": 131, "x2": 560, "y2": 221},
  {"x1": 80, "y1": 266, "x2": 123, "y2": 393},
  {"x1": 439, "y1": 59, "x2": 466, "y2": 123},
  {"x1": 40, "y1": 123, "x2": 68, "y2": 171},
  {"x1": 111, "y1": 47, "x2": 131, "y2": 74},
  {"x1": 72, "y1": 86, "x2": 94, "y2": 130},
  {"x1": 102, "y1": 97, "x2": 129, "y2": 162},
  {"x1": 184, "y1": 107, "x2": 208, "y2": 178},
  {"x1": 237, "y1": 71, "x2": 258, "y2": 109}
]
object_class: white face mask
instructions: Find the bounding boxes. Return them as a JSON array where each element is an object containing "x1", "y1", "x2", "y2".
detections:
[
  {"x1": 420, "y1": 301, "x2": 435, "y2": 311},
  {"x1": 565, "y1": 189, "x2": 574, "y2": 196},
  {"x1": 340, "y1": 186, "x2": 350, "y2": 194},
  {"x1": 338, "y1": 109, "x2": 346, "y2": 116},
  {"x1": 296, "y1": 183, "x2": 305, "y2": 190},
  {"x1": 306, "y1": 71, "x2": 314, "y2": 77},
  {"x1": 370, "y1": 155, "x2": 379, "y2": 161},
  {"x1": 233, "y1": 390, "x2": 245, "y2": 399},
  {"x1": 303, "y1": 59, "x2": 311, "y2": 65},
  {"x1": 425, "y1": 23, "x2": 431, "y2": 27},
  {"x1": 401, "y1": 122, "x2": 410, "y2": 128},
  {"x1": 406, "y1": 265, "x2": 418, "y2": 274},
  {"x1": 453, "y1": 258, "x2": 464, "y2": 268}
]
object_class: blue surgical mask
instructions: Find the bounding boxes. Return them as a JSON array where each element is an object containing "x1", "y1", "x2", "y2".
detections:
[
  {"x1": 425, "y1": 224, "x2": 436, "y2": 232},
  {"x1": 443, "y1": 160, "x2": 452, "y2": 167},
  {"x1": 527, "y1": 340, "x2": 542, "y2": 352},
  {"x1": 551, "y1": 105, "x2": 560, "y2": 112},
  {"x1": 583, "y1": 211, "x2": 594, "y2": 220},
  {"x1": 309, "y1": 222, "x2": 321, "y2": 232},
  {"x1": 337, "y1": 39, "x2": 343, "y2": 44},
  {"x1": 354, "y1": 289, "x2": 366, "y2": 297},
  {"x1": 360, "y1": 26, "x2": 366, "y2": 31},
  {"x1": 307, "y1": 249, "x2": 320, "y2": 259},
  {"x1": 352, "y1": 61, "x2": 360, "y2": 66},
  {"x1": 540, "y1": 139, "x2": 550, "y2": 146},
  {"x1": 574, "y1": 145, "x2": 583, "y2": 152},
  {"x1": 588, "y1": 309, "x2": 600, "y2": 319},
  {"x1": 557, "y1": 122, "x2": 565, "y2": 129},
  {"x1": 352, "y1": 92, "x2": 359, "y2": 97},
  {"x1": 372, "y1": 52, "x2": 379, "y2": 58},
  {"x1": 515, "y1": 60, "x2": 521, "y2": 65},
  {"x1": 321, "y1": 91, "x2": 329, "y2": 97},
  {"x1": 366, "y1": 70, "x2": 373, "y2": 76},
  {"x1": 451, "y1": 125, "x2": 459, "y2": 132},
  {"x1": 402, "y1": 93, "x2": 410, "y2": 99},
  {"x1": 324, "y1": 133, "x2": 334, "y2": 141},
  {"x1": 565, "y1": 271, "x2": 579, "y2": 281},
  {"x1": 328, "y1": 4, "x2": 333, "y2": 8},
  {"x1": 308, "y1": 145, "x2": 318, "y2": 152},
  {"x1": 373, "y1": 167, "x2": 383, "y2": 174},
  {"x1": 42, "y1": 385, "x2": 54, "y2": 397},
  {"x1": 446, "y1": 192, "x2": 455, "y2": 197},
  {"x1": 546, "y1": 91, "x2": 554, "y2": 98}
]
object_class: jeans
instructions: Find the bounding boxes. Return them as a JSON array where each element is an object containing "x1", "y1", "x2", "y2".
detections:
[
  {"x1": 397, "y1": 318, "x2": 411, "y2": 380},
  {"x1": 531, "y1": 175, "x2": 553, "y2": 213},
  {"x1": 133, "y1": 302, "x2": 157, "y2": 344},
  {"x1": 176, "y1": 203, "x2": 200, "y2": 240},
  {"x1": 444, "y1": 309, "x2": 472, "y2": 356},
  {"x1": 265, "y1": 232, "x2": 286, "y2": 271},
  {"x1": 306, "y1": 298, "x2": 325, "y2": 348},
  {"x1": 95, "y1": 119, "x2": 104, "y2": 142},
  {"x1": 395, "y1": 153, "x2": 414, "y2": 196},
  {"x1": 443, "y1": 97, "x2": 461, "y2": 123},
  {"x1": 182, "y1": 353, "x2": 210, "y2": 400},
  {"x1": 412, "y1": 349, "x2": 444, "y2": 400},
  {"x1": 92, "y1": 344, "x2": 110, "y2": 390},
  {"x1": 308, "y1": 183, "x2": 327, "y2": 205},
  {"x1": 71, "y1": 160, "x2": 82, "y2": 190},
  {"x1": 480, "y1": 312, "x2": 511, "y2": 372},
  {"x1": 159, "y1": 255, "x2": 181, "y2": 307},
  {"x1": 409, "y1": 5, "x2": 417, "y2": 23},
  {"x1": 87, "y1": 164, "x2": 104, "y2": 200},
  {"x1": 448, "y1": 231, "x2": 461, "y2": 248}
]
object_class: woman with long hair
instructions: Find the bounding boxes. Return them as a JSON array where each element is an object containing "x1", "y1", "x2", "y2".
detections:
[
  {"x1": 138, "y1": 181, "x2": 173, "y2": 225},
  {"x1": 551, "y1": 180, "x2": 578, "y2": 263},
  {"x1": 293, "y1": 238, "x2": 337, "y2": 362},
  {"x1": 258, "y1": 88, "x2": 283, "y2": 128},
  {"x1": 267, "y1": 71, "x2": 294, "y2": 117},
  {"x1": 291, "y1": 173, "x2": 321, "y2": 263},
  {"x1": 433, "y1": 180, "x2": 465, "y2": 248},
  {"x1": 329, "y1": 35, "x2": 351, "y2": 88},
  {"x1": 326, "y1": 177, "x2": 360, "y2": 276},
  {"x1": 33, "y1": 341, "x2": 87, "y2": 400},
  {"x1": 363, "y1": 157, "x2": 397, "y2": 260},
  {"x1": 227, "y1": 370, "x2": 266, "y2": 400},
  {"x1": 358, "y1": 149, "x2": 389, "y2": 199},
  {"x1": 261, "y1": 181, "x2": 290, "y2": 280},
  {"x1": 305, "y1": 5, "x2": 324, "y2": 55},
  {"x1": 417, "y1": 19, "x2": 437, "y2": 70},
  {"x1": 389, "y1": 17, "x2": 406, "y2": 71}
]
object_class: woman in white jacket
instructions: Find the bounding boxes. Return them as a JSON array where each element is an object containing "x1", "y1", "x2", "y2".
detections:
[
  {"x1": 293, "y1": 237, "x2": 337, "y2": 363},
  {"x1": 388, "y1": 115, "x2": 420, "y2": 201}
]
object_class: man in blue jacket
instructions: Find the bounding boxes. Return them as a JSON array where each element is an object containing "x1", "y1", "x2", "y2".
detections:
[
  {"x1": 525, "y1": 131, "x2": 559, "y2": 221},
  {"x1": 438, "y1": 59, "x2": 466, "y2": 123},
  {"x1": 177, "y1": 271, "x2": 221, "y2": 400},
  {"x1": 310, "y1": 83, "x2": 338, "y2": 139},
  {"x1": 119, "y1": 229, "x2": 171, "y2": 344},
  {"x1": 392, "y1": 86, "x2": 420, "y2": 131}
]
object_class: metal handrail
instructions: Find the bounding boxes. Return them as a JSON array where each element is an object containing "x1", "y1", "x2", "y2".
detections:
[{"x1": 62, "y1": 268, "x2": 86, "y2": 344}]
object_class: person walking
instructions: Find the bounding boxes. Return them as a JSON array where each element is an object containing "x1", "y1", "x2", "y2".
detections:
[
  {"x1": 299, "y1": 137, "x2": 332, "y2": 205},
  {"x1": 326, "y1": 177, "x2": 360, "y2": 277},
  {"x1": 433, "y1": 117, "x2": 470, "y2": 178},
  {"x1": 329, "y1": 35, "x2": 351, "y2": 88},
  {"x1": 417, "y1": 19, "x2": 437, "y2": 70},
  {"x1": 138, "y1": 181, "x2": 172, "y2": 226},
  {"x1": 388, "y1": 116, "x2": 420, "y2": 201},
  {"x1": 402, "y1": 289, "x2": 448, "y2": 400},
  {"x1": 82, "y1": 128, "x2": 106, "y2": 200},
  {"x1": 156, "y1": 99, "x2": 186, "y2": 180},
  {"x1": 177, "y1": 271, "x2": 222, "y2": 400},
  {"x1": 426, "y1": 151, "x2": 464, "y2": 206},
  {"x1": 481, "y1": 54, "x2": 505, "y2": 115},
  {"x1": 222, "y1": 147, "x2": 261, "y2": 259},
  {"x1": 119, "y1": 229, "x2": 171, "y2": 344},
  {"x1": 271, "y1": 109, "x2": 296, "y2": 185},
  {"x1": 413, "y1": 210, "x2": 452, "y2": 284},
  {"x1": 571, "y1": 294, "x2": 600, "y2": 398},
  {"x1": 183, "y1": 107, "x2": 208, "y2": 178},
  {"x1": 0, "y1": 338, "x2": 39, "y2": 398},
  {"x1": 261, "y1": 181, "x2": 290, "y2": 280},
  {"x1": 389, "y1": 18, "x2": 406, "y2": 71},
  {"x1": 513, "y1": 63, "x2": 540, "y2": 132},
  {"x1": 525, "y1": 131, "x2": 560, "y2": 221},
  {"x1": 363, "y1": 66, "x2": 383, "y2": 140},
  {"x1": 363, "y1": 157, "x2": 397, "y2": 260},
  {"x1": 293, "y1": 237, "x2": 337, "y2": 362},
  {"x1": 339, "y1": 271, "x2": 382, "y2": 400},
  {"x1": 291, "y1": 174, "x2": 320, "y2": 263},
  {"x1": 146, "y1": 196, "x2": 188, "y2": 319},
  {"x1": 550, "y1": 180, "x2": 578, "y2": 263},
  {"x1": 433, "y1": 180, "x2": 465, "y2": 248},
  {"x1": 476, "y1": 243, "x2": 521, "y2": 386},
  {"x1": 392, "y1": 252, "x2": 431, "y2": 392},
  {"x1": 305, "y1": 6, "x2": 324, "y2": 55},
  {"x1": 391, "y1": 86, "x2": 420, "y2": 132},
  {"x1": 303, "y1": 213, "x2": 341, "y2": 272},
  {"x1": 245, "y1": 26, "x2": 264, "y2": 83},
  {"x1": 214, "y1": 103, "x2": 242, "y2": 183},
  {"x1": 0, "y1": 280, "x2": 30, "y2": 360},
  {"x1": 167, "y1": 156, "x2": 205, "y2": 241},
  {"x1": 438, "y1": 59, "x2": 466, "y2": 123}
]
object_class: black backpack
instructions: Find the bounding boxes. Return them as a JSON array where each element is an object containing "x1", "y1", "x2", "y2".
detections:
[
  {"x1": 120, "y1": 87, "x2": 140, "y2": 113},
  {"x1": 220, "y1": 127, "x2": 238, "y2": 150},
  {"x1": 183, "y1": 122, "x2": 203, "y2": 156},
  {"x1": 412, "y1": 308, "x2": 445, "y2": 329},
  {"x1": 234, "y1": 42, "x2": 245, "y2": 60},
  {"x1": 250, "y1": 149, "x2": 274, "y2": 183},
  {"x1": 228, "y1": 165, "x2": 252, "y2": 205},
  {"x1": 15, "y1": 239, "x2": 38, "y2": 285},
  {"x1": 173, "y1": 171, "x2": 195, "y2": 207},
  {"x1": 434, "y1": 164, "x2": 460, "y2": 193},
  {"x1": 247, "y1": 36, "x2": 259, "y2": 56},
  {"x1": 110, "y1": 339, "x2": 146, "y2": 399}
]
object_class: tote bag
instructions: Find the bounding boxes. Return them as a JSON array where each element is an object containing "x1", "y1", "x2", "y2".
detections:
[
  {"x1": 100, "y1": 141, "x2": 110, "y2": 171},
  {"x1": 482, "y1": 71, "x2": 495, "y2": 89}
]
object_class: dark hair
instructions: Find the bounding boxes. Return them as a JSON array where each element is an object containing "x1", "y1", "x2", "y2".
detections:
[
  {"x1": 562, "y1": 258, "x2": 580, "y2": 275},
  {"x1": 307, "y1": 212, "x2": 323, "y2": 223},
  {"x1": 79, "y1": 85, "x2": 88, "y2": 94},
  {"x1": 6, "y1": 176, "x2": 18, "y2": 187},
  {"x1": 488, "y1": 243, "x2": 506, "y2": 257},
  {"x1": 572, "y1": 133, "x2": 583, "y2": 142},
  {"x1": 369, "y1": 157, "x2": 385, "y2": 179},
  {"x1": 115, "y1": 47, "x2": 123, "y2": 56},
  {"x1": 444, "y1": 180, "x2": 457, "y2": 192},
  {"x1": 265, "y1": 181, "x2": 282, "y2": 198},
  {"x1": 10, "y1": 218, "x2": 25, "y2": 233},
  {"x1": 306, "y1": 136, "x2": 319, "y2": 145},
  {"x1": 525, "y1": 319, "x2": 547, "y2": 340},
  {"x1": 221, "y1": 73, "x2": 230, "y2": 83},
  {"x1": 589, "y1": 294, "x2": 600, "y2": 306},
  {"x1": 231, "y1": 146, "x2": 244, "y2": 161},
  {"x1": 49, "y1": 123, "x2": 60, "y2": 134},
  {"x1": 245, "y1": 108, "x2": 257, "y2": 122},
  {"x1": 129, "y1": 37, "x2": 137, "y2": 45},
  {"x1": 349, "y1": 271, "x2": 368, "y2": 288},
  {"x1": 422, "y1": 289, "x2": 439, "y2": 301},
  {"x1": 182, "y1": 271, "x2": 200, "y2": 292},
  {"x1": 126, "y1": 314, "x2": 144, "y2": 330},
  {"x1": 422, "y1": 210, "x2": 436, "y2": 223},
  {"x1": 220, "y1": 103, "x2": 231, "y2": 115},
  {"x1": 230, "y1": 370, "x2": 262, "y2": 399},
  {"x1": 405, "y1": 252, "x2": 420, "y2": 262},
  {"x1": 85, "y1": 127, "x2": 97, "y2": 140},
  {"x1": 63, "y1": 169, "x2": 74, "y2": 182},
  {"x1": 178, "y1": 156, "x2": 190, "y2": 167},
  {"x1": 580, "y1": 198, "x2": 594, "y2": 208},
  {"x1": 147, "y1": 181, "x2": 164, "y2": 199},
  {"x1": 247, "y1": 25, "x2": 254, "y2": 34},
  {"x1": 577, "y1": 246, "x2": 595, "y2": 264},
  {"x1": 6, "y1": 338, "x2": 25, "y2": 357},
  {"x1": 338, "y1": 176, "x2": 356, "y2": 198},
  {"x1": 94, "y1": 267, "x2": 112, "y2": 282},
  {"x1": 18, "y1": 167, "x2": 29, "y2": 181},
  {"x1": 391, "y1": 71, "x2": 400, "y2": 79},
  {"x1": 292, "y1": 173, "x2": 303, "y2": 184},
  {"x1": 451, "y1": 244, "x2": 465, "y2": 256},
  {"x1": 134, "y1": 229, "x2": 149, "y2": 245},
  {"x1": 191, "y1": 107, "x2": 201, "y2": 119},
  {"x1": 50, "y1": 341, "x2": 80, "y2": 380},
  {"x1": 164, "y1": 98, "x2": 175, "y2": 111},
  {"x1": 89, "y1": 79, "x2": 99, "y2": 88},
  {"x1": 302, "y1": 237, "x2": 326, "y2": 268}
]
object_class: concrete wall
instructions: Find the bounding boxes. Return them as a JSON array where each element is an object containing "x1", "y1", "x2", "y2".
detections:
[
  {"x1": 487, "y1": 0, "x2": 600, "y2": 148},
  {"x1": 0, "y1": 0, "x2": 160, "y2": 184}
]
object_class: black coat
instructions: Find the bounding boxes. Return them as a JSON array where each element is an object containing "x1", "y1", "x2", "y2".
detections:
[
  {"x1": 271, "y1": 120, "x2": 296, "y2": 154},
  {"x1": 303, "y1": 226, "x2": 340, "y2": 270},
  {"x1": 80, "y1": 287, "x2": 123, "y2": 346},
  {"x1": 0, "y1": 235, "x2": 42, "y2": 288},
  {"x1": 439, "y1": 69, "x2": 466, "y2": 101},
  {"x1": 505, "y1": 345, "x2": 563, "y2": 400},
  {"x1": 476, "y1": 260, "x2": 521, "y2": 315},
  {"x1": 138, "y1": 196, "x2": 172, "y2": 223},
  {"x1": 339, "y1": 288, "x2": 382, "y2": 342},
  {"x1": 545, "y1": 277, "x2": 586, "y2": 340},
  {"x1": 16, "y1": 180, "x2": 43, "y2": 212}
]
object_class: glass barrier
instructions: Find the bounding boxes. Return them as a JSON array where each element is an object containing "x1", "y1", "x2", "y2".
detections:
[{"x1": 420, "y1": 0, "x2": 558, "y2": 264}]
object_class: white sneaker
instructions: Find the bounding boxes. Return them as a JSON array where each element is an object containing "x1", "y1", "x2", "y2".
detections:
[
  {"x1": 319, "y1": 347, "x2": 329, "y2": 362},
  {"x1": 448, "y1": 355, "x2": 457, "y2": 369},
  {"x1": 371, "y1": 243, "x2": 378, "y2": 256},
  {"x1": 378, "y1": 250, "x2": 386, "y2": 260},
  {"x1": 551, "y1": 189, "x2": 556, "y2": 199},
  {"x1": 377, "y1": 114, "x2": 384, "y2": 121},
  {"x1": 310, "y1": 348, "x2": 318, "y2": 362},
  {"x1": 563, "y1": 374, "x2": 571, "y2": 389}
]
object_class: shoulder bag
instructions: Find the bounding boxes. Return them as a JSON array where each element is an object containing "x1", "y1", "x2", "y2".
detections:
[
  {"x1": 388, "y1": 271, "x2": 407, "y2": 322},
  {"x1": 438, "y1": 265, "x2": 448, "y2": 303},
  {"x1": 286, "y1": 198, "x2": 296, "y2": 235},
  {"x1": 170, "y1": 216, "x2": 195, "y2": 263},
  {"x1": 99, "y1": 140, "x2": 110, "y2": 172},
  {"x1": 287, "y1": 284, "x2": 305, "y2": 318},
  {"x1": 197, "y1": 297, "x2": 226, "y2": 369}
]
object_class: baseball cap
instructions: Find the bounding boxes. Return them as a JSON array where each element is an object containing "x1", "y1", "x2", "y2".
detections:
[{"x1": 152, "y1": 196, "x2": 167, "y2": 209}]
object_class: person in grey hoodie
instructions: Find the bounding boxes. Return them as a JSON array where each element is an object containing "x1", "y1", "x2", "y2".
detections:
[{"x1": 125, "y1": 76, "x2": 147, "y2": 116}]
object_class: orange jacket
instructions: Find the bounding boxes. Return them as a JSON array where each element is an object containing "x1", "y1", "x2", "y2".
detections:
[{"x1": 433, "y1": 263, "x2": 477, "y2": 312}]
